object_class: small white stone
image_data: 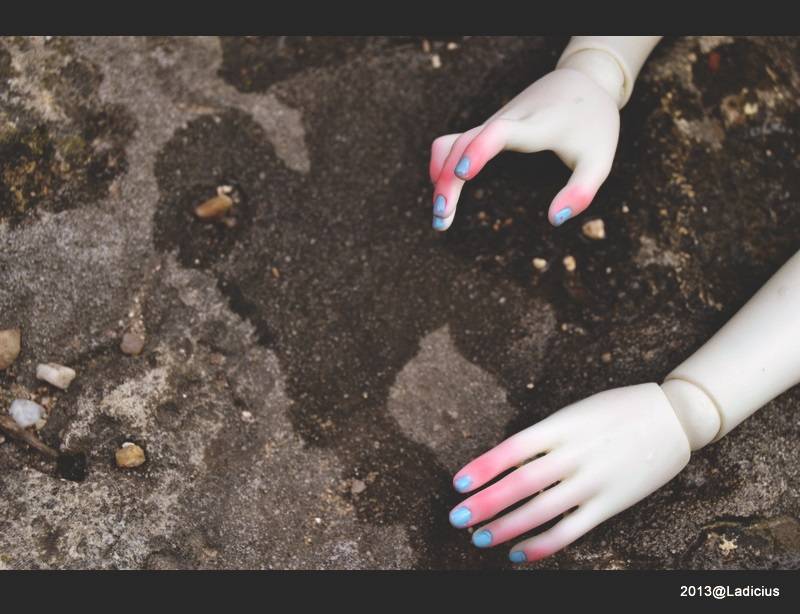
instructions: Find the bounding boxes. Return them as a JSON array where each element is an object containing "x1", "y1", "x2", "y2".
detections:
[
  {"x1": 431, "y1": 54, "x2": 441, "y2": 69},
  {"x1": 532, "y1": 257, "x2": 548, "y2": 271},
  {"x1": 351, "y1": 479, "x2": 367, "y2": 495},
  {"x1": 9, "y1": 399, "x2": 45, "y2": 428},
  {"x1": 563, "y1": 255, "x2": 577, "y2": 272},
  {"x1": 36, "y1": 363, "x2": 77, "y2": 390}
]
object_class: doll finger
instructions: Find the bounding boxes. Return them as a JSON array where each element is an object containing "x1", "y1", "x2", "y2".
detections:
[
  {"x1": 469, "y1": 478, "x2": 590, "y2": 548},
  {"x1": 455, "y1": 115, "x2": 560, "y2": 181},
  {"x1": 508, "y1": 499, "x2": 604, "y2": 563},
  {"x1": 448, "y1": 451, "x2": 572, "y2": 529},
  {"x1": 430, "y1": 133, "x2": 460, "y2": 183},
  {"x1": 432, "y1": 211, "x2": 455, "y2": 232},
  {"x1": 547, "y1": 152, "x2": 614, "y2": 227},
  {"x1": 452, "y1": 421, "x2": 559, "y2": 494},
  {"x1": 432, "y1": 126, "x2": 483, "y2": 220}
]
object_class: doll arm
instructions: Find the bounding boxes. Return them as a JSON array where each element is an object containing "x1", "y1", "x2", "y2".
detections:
[
  {"x1": 556, "y1": 36, "x2": 662, "y2": 108},
  {"x1": 663, "y1": 249, "x2": 800, "y2": 447},
  {"x1": 448, "y1": 250, "x2": 800, "y2": 563},
  {"x1": 430, "y1": 36, "x2": 662, "y2": 231}
]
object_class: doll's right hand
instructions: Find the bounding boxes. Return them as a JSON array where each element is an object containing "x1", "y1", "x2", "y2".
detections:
[
  {"x1": 448, "y1": 384, "x2": 691, "y2": 563},
  {"x1": 430, "y1": 68, "x2": 619, "y2": 231}
]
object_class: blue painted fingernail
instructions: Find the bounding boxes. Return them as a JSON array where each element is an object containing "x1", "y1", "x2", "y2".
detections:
[
  {"x1": 454, "y1": 475, "x2": 472, "y2": 493},
  {"x1": 509, "y1": 551, "x2": 527, "y2": 564},
  {"x1": 433, "y1": 216, "x2": 448, "y2": 231},
  {"x1": 433, "y1": 194, "x2": 447, "y2": 216},
  {"x1": 455, "y1": 156, "x2": 470, "y2": 178},
  {"x1": 553, "y1": 207, "x2": 572, "y2": 226},
  {"x1": 472, "y1": 530, "x2": 492, "y2": 548},
  {"x1": 449, "y1": 506, "x2": 472, "y2": 528}
]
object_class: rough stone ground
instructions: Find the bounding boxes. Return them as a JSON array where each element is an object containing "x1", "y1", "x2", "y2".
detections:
[{"x1": 0, "y1": 36, "x2": 799, "y2": 570}]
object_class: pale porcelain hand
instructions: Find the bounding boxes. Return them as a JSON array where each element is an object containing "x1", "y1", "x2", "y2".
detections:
[
  {"x1": 448, "y1": 384, "x2": 691, "y2": 563},
  {"x1": 430, "y1": 36, "x2": 661, "y2": 230}
]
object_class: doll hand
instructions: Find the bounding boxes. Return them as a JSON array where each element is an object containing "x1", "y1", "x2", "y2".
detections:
[
  {"x1": 430, "y1": 68, "x2": 619, "y2": 231},
  {"x1": 448, "y1": 384, "x2": 691, "y2": 563}
]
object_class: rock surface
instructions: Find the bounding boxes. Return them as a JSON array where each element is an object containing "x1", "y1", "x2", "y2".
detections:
[{"x1": 1, "y1": 36, "x2": 799, "y2": 569}]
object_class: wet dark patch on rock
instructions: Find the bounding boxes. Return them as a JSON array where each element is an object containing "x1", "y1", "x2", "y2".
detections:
[
  {"x1": 218, "y1": 36, "x2": 372, "y2": 91},
  {"x1": 683, "y1": 515, "x2": 800, "y2": 569},
  {"x1": 217, "y1": 37, "x2": 455, "y2": 93},
  {"x1": 692, "y1": 38, "x2": 795, "y2": 114},
  {"x1": 149, "y1": 35, "x2": 800, "y2": 569}
]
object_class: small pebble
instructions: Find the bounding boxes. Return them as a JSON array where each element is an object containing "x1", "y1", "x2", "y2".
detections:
[
  {"x1": 195, "y1": 186, "x2": 235, "y2": 221},
  {"x1": 532, "y1": 257, "x2": 548, "y2": 271},
  {"x1": 601, "y1": 352, "x2": 613, "y2": 364},
  {"x1": 0, "y1": 328, "x2": 21, "y2": 370},
  {"x1": 582, "y1": 218, "x2": 606, "y2": 240},
  {"x1": 351, "y1": 479, "x2": 367, "y2": 495},
  {"x1": 563, "y1": 255, "x2": 577, "y2": 272},
  {"x1": 743, "y1": 102, "x2": 758, "y2": 116},
  {"x1": 36, "y1": 363, "x2": 77, "y2": 390},
  {"x1": 115, "y1": 442, "x2": 146, "y2": 468},
  {"x1": 431, "y1": 54, "x2": 441, "y2": 69},
  {"x1": 121, "y1": 331, "x2": 145, "y2": 356},
  {"x1": 9, "y1": 399, "x2": 45, "y2": 428}
]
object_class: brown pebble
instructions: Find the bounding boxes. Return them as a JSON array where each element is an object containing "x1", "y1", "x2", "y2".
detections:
[
  {"x1": 601, "y1": 352, "x2": 613, "y2": 364},
  {"x1": 121, "y1": 331, "x2": 145, "y2": 356},
  {"x1": 0, "y1": 328, "x2": 21, "y2": 370},
  {"x1": 581, "y1": 218, "x2": 606, "y2": 240},
  {"x1": 116, "y1": 442, "x2": 146, "y2": 468},
  {"x1": 195, "y1": 192, "x2": 233, "y2": 220}
]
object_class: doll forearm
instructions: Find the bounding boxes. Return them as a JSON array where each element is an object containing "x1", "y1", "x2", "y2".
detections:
[
  {"x1": 662, "y1": 250, "x2": 800, "y2": 448},
  {"x1": 557, "y1": 36, "x2": 662, "y2": 108}
]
